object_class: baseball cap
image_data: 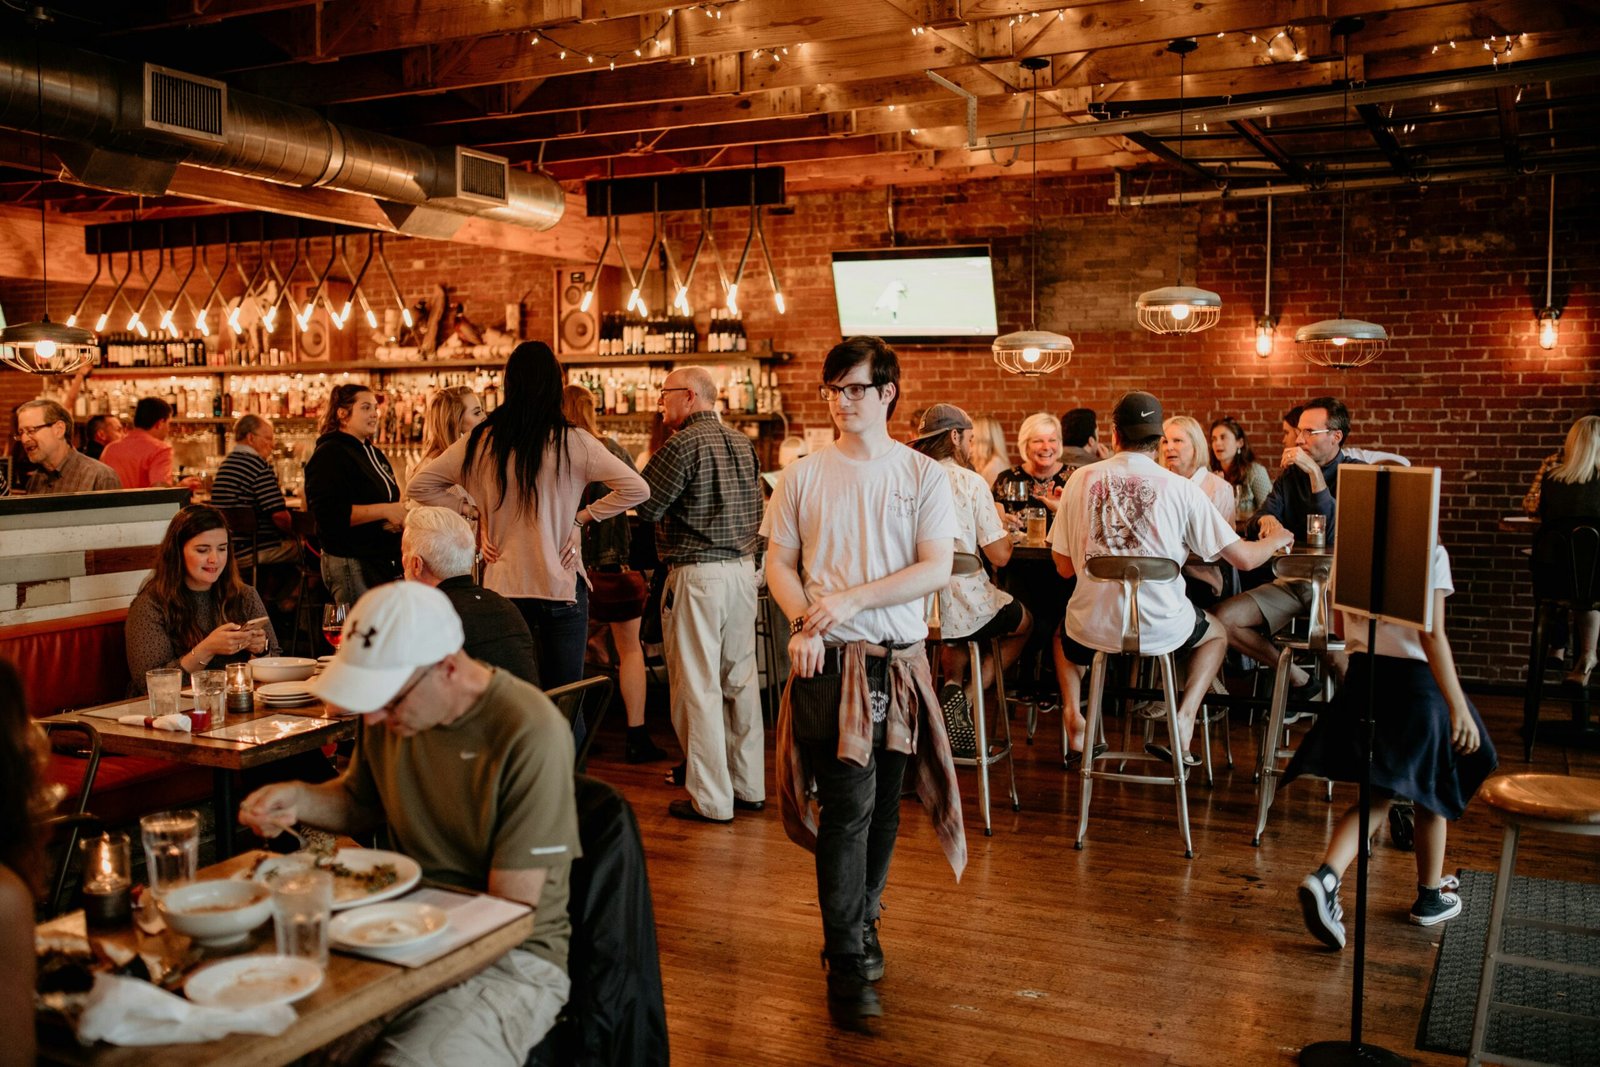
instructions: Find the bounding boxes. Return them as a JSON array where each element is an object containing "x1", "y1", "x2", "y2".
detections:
[
  {"x1": 1112, "y1": 391, "x2": 1164, "y2": 440},
  {"x1": 913, "y1": 403, "x2": 974, "y2": 441},
  {"x1": 307, "y1": 582, "x2": 465, "y2": 714}
]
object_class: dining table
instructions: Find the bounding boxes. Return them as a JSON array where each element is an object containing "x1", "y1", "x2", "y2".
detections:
[
  {"x1": 41, "y1": 697, "x2": 356, "y2": 859},
  {"x1": 35, "y1": 847, "x2": 536, "y2": 1067}
]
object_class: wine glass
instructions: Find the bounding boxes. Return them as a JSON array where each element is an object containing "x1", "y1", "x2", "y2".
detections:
[{"x1": 321, "y1": 604, "x2": 347, "y2": 651}]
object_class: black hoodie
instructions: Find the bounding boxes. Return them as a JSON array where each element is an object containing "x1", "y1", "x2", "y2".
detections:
[{"x1": 304, "y1": 430, "x2": 401, "y2": 562}]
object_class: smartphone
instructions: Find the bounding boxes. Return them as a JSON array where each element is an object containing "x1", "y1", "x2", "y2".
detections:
[{"x1": 242, "y1": 616, "x2": 270, "y2": 629}]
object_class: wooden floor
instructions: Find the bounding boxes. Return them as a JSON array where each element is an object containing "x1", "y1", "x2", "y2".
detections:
[{"x1": 585, "y1": 692, "x2": 1599, "y2": 1066}]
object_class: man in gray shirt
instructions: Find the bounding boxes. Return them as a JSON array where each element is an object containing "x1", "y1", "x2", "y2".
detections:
[{"x1": 16, "y1": 399, "x2": 120, "y2": 494}]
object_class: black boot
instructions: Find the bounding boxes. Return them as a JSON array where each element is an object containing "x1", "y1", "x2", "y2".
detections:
[
  {"x1": 625, "y1": 725, "x2": 669, "y2": 764},
  {"x1": 823, "y1": 953, "x2": 882, "y2": 1032},
  {"x1": 861, "y1": 918, "x2": 885, "y2": 982}
]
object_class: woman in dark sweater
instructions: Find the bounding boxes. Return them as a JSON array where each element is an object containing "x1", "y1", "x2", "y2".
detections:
[
  {"x1": 1538, "y1": 414, "x2": 1600, "y2": 687},
  {"x1": 1, "y1": 660, "x2": 43, "y2": 1066},
  {"x1": 304, "y1": 384, "x2": 407, "y2": 605}
]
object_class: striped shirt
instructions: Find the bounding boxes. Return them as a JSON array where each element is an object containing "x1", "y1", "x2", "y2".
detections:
[
  {"x1": 637, "y1": 411, "x2": 761, "y2": 564},
  {"x1": 210, "y1": 445, "x2": 288, "y2": 550},
  {"x1": 22, "y1": 448, "x2": 121, "y2": 495}
]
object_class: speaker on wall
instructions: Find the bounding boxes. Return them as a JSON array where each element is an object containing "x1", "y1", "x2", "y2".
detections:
[{"x1": 554, "y1": 265, "x2": 620, "y2": 357}]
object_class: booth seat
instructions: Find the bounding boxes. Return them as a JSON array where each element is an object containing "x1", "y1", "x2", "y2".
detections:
[{"x1": 0, "y1": 608, "x2": 211, "y2": 824}]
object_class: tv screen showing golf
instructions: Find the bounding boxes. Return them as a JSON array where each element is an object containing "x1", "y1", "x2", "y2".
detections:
[{"x1": 831, "y1": 246, "x2": 999, "y2": 343}]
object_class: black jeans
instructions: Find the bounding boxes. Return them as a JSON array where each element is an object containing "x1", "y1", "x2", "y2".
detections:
[
  {"x1": 798, "y1": 739, "x2": 909, "y2": 958},
  {"x1": 514, "y1": 582, "x2": 590, "y2": 747}
]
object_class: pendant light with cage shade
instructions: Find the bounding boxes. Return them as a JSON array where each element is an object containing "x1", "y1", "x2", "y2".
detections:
[
  {"x1": 992, "y1": 56, "x2": 1074, "y2": 376},
  {"x1": 1295, "y1": 18, "x2": 1388, "y2": 369},
  {"x1": 1136, "y1": 39, "x2": 1222, "y2": 336},
  {"x1": 0, "y1": 17, "x2": 98, "y2": 375}
]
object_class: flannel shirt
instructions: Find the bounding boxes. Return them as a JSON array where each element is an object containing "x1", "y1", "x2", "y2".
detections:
[{"x1": 637, "y1": 411, "x2": 761, "y2": 564}]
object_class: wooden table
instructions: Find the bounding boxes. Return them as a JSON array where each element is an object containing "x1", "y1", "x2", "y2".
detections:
[
  {"x1": 42, "y1": 698, "x2": 355, "y2": 858},
  {"x1": 1500, "y1": 513, "x2": 1540, "y2": 534},
  {"x1": 37, "y1": 850, "x2": 535, "y2": 1067}
]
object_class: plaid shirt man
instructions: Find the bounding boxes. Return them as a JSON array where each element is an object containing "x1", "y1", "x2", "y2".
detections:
[{"x1": 637, "y1": 411, "x2": 762, "y2": 563}]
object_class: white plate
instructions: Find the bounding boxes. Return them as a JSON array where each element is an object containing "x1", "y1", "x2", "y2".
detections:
[
  {"x1": 330, "y1": 902, "x2": 449, "y2": 950},
  {"x1": 257, "y1": 681, "x2": 313, "y2": 698},
  {"x1": 316, "y1": 655, "x2": 336, "y2": 664},
  {"x1": 185, "y1": 955, "x2": 323, "y2": 1009},
  {"x1": 255, "y1": 848, "x2": 422, "y2": 910}
]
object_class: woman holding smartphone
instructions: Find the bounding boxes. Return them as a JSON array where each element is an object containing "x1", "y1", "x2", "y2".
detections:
[{"x1": 126, "y1": 504, "x2": 282, "y2": 693}]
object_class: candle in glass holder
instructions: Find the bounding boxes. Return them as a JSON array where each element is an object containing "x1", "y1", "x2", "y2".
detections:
[
  {"x1": 226, "y1": 661, "x2": 254, "y2": 715},
  {"x1": 80, "y1": 832, "x2": 132, "y2": 929}
]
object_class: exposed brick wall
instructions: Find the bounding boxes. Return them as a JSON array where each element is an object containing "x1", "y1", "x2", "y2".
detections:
[{"x1": 4, "y1": 171, "x2": 1596, "y2": 683}]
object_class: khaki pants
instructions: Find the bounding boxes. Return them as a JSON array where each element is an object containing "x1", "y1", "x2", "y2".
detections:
[{"x1": 661, "y1": 556, "x2": 765, "y2": 820}]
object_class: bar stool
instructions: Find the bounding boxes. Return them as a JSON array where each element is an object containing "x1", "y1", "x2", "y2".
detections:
[
  {"x1": 1252, "y1": 552, "x2": 1343, "y2": 846},
  {"x1": 928, "y1": 552, "x2": 1020, "y2": 836},
  {"x1": 1073, "y1": 555, "x2": 1193, "y2": 858},
  {"x1": 1522, "y1": 523, "x2": 1600, "y2": 760},
  {"x1": 217, "y1": 506, "x2": 261, "y2": 587},
  {"x1": 1468, "y1": 773, "x2": 1600, "y2": 1066},
  {"x1": 753, "y1": 589, "x2": 783, "y2": 725}
]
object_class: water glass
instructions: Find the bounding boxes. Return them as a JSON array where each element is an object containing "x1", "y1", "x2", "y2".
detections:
[
  {"x1": 146, "y1": 667, "x2": 182, "y2": 719},
  {"x1": 1305, "y1": 513, "x2": 1327, "y2": 548},
  {"x1": 193, "y1": 669, "x2": 226, "y2": 729},
  {"x1": 272, "y1": 867, "x2": 333, "y2": 968},
  {"x1": 1025, "y1": 508, "x2": 1049, "y2": 546},
  {"x1": 139, "y1": 809, "x2": 199, "y2": 900}
]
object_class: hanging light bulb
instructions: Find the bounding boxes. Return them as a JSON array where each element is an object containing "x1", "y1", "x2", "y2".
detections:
[
  {"x1": 992, "y1": 57, "x2": 1074, "y2": 376},
  {"x1": 1536, "y1": 174, "x2": 1561, "y2": 351},
  {"x1": 1537, "y1": 309, "x2": 1559, "y2": 350},
  {"x1": 1254, "y1": 198, "x2": 1277, "y2": 359},
  {"x1": 1255, "y1": 316, "x2": 1277, "y2": 358}
]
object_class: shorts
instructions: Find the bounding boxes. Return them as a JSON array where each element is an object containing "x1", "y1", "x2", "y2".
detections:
[
  {"x1": 1242, "y1": 576, "x2": 1316, "y2": 634},
  {"x1": 956, "y1": 598, "x2": 1026, "y2": 643},
  {"x1": 1060, "y1": 605, "x2": 1217, "y2": 668}
]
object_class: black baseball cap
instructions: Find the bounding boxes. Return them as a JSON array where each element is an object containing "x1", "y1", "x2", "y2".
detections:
[{"x1": 1112, "y1": 391, "x2": 1164, "y2": 440}]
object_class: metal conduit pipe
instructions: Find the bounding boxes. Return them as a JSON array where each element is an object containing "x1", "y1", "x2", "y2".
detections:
[{"x1": 0, "y1": 36, "x2": 563, "y2": 231}]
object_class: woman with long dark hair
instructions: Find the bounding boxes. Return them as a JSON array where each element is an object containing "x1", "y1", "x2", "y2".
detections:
[
  {"x1": 1209, "y1": 415, "x2": 1272, "y2": 526},
  {"x1": 409, "y1": 342, "x2": 649, "y2": 687},
  {"x1": 304, "y1": 383, "x2": 406, "y2": 605},
  {"x1": 0, "y1": 659, "x2": 42, "y2": 1066},
  {"x1": 125, "y1": 504, "x2": 281, "y2": 692}
]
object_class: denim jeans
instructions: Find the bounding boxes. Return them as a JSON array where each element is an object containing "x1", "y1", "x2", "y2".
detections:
[
  {"x1": 513, "y1": 583, "x2": 590, "y2": 741},
  {"x1": 321, "y1": 553, "x2": 399, "y2": 608},
  {"x1": 798, "y1": 740, "x2": 909, "y2": 958}
]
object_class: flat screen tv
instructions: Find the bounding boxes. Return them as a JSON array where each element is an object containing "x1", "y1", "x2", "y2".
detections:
[{"x1": 830, "y1": 245, "x2": 998, "y2": 344}]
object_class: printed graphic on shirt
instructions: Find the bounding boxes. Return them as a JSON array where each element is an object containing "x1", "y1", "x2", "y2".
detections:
[{"x1": 1087, "y1": 474, "x2": 1157, "y2": 554}]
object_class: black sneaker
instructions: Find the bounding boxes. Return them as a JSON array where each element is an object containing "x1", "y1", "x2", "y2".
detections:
[
  {"x1": 1409, "y1": 885, "x2": 1462, "y2": 927},
  {"x1": 1299, "y1": 865, "x2": 1346, "y2": 949},
  {"x1": 824, "y1": 954, "x2": 882, "y2": 1032},
  {"x1": 861, "y1": 919, "x2": 885, "y2": 982}
]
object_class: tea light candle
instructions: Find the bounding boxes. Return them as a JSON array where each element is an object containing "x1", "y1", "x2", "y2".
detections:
[
  {"x1": 80, "y1": 833, "x2": 132, "y2": 929},
  {"x1": 226, "y1": 662, "x2": 254, "y2": 715}
]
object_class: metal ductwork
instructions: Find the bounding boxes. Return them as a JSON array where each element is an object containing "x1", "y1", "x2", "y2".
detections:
[{"x1": 0, "y1": 37, "x2": 563, "y2": 235}]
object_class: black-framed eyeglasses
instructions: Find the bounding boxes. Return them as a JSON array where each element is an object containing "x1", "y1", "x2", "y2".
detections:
[
  {"x1": 373, "y1": 661, "x2": 439, "y2": 716},
  {"x1": 16, "y1": 421, "x2": 60, "y2": 439},
  {"x1": 817, "y1": 383, "x2": 879, "y2": 403}
]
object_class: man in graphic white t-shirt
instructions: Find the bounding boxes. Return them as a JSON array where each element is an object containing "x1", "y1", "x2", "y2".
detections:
[
  {"x1": 763, "y1": 336, "x2": 963, "y2": 1033},
  {"x1": 1050, "y1": 391, "x2": 1294, "y2": 764}
]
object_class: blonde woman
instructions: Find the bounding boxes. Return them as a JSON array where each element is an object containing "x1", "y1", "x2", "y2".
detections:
[
  {"x1": 969, "y1": 414, "x2": 1010, "y2": 487},
  {"x1": 1163, "y1": 415, "x2": 1236, "y2": 523},
  {"x1": 1539, "y1": 414, "x2": 1600, "y2": 686},
  {"x1": 993, "y1": 412, "x2": 1069, "y2": 525},
  {"x1": 411, "y1": 385, "x2": 487, "y2": 517}
]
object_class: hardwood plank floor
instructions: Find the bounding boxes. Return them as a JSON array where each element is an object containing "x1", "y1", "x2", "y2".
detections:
[{"x1": 586, "y1": 693, "x2": 1599, "y2": 1065}]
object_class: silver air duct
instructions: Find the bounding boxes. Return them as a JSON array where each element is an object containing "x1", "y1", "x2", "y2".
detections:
[{"x1": 0, "y1": 37, "x2": 563, "y2": 235}]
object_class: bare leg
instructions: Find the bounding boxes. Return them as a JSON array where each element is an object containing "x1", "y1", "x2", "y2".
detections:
[
  {"x1": 1323, "y1": 792, "x2": 1397, "y2": 877},
  {"x1": 1174, "y1": 633, "x2": 1228, "y2": 751},
  {"x1": 1216, "y1": 592, "x2": 1309, "y2": 687},
  {"x1": 1414, "y1": 807, "x2": 1448, "y2": 890},
  {"x1": 1053, "y1": 630, "x2": 1086, "y2": 751},
  {"x1": 609, "y1": 617, "x2": 649, "y2": 728}
]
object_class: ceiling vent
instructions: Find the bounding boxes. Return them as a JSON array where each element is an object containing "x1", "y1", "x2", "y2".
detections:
[
  {"x1": 143, "y1": 64, "x2": 227, "y2": 144},
  {"x1": 452, "y1": 147, "x2": 510, "y2": 206}
]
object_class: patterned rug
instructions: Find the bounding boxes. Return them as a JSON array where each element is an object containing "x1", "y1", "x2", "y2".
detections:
[{"x1": 1418, "y1": 868, "x2": 1600, "y2": 1065}]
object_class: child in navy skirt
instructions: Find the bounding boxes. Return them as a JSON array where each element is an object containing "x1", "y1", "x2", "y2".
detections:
[{"x1": 1284, "y1": 542, "x2": 1498, "y2": 949}]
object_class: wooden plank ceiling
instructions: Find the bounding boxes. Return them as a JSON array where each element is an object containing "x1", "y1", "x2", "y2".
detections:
[{"x1": 4, "y1": 0, "x2": 1599, "y2": 224}]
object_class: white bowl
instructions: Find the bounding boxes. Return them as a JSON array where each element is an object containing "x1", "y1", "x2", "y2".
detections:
[
  {"x1": 248, "y1": 657, "x2": 318, "y2": 684},
  {"x1": 156, "y1": 879, "x2": 273, "y2": 947}
]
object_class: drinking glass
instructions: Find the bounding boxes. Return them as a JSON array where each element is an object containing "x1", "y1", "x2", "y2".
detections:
[
  {"x1": 193, "y1": 669, "x2": 226, "y2": 730},
  {"x1": 272, "y1": 866, "x2": 333, "y2": 968},
  {"x1": 1025, "y1": 508, "x2": 1048, "y2": 547},
  {"x1": 1305, "y1": 513, "x2": 1327, "y2": 549},
  {"x1": 322, "y1": 604, "x2": 347, "y2": 651},
  {"x1": 139, "y1": 809, "x2": 199, "y2": 900},
  {"x1": 146, "y1": 668, "x2": 182, "y2": 719}
]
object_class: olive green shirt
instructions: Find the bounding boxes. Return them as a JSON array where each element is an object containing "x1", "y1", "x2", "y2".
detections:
[{"x1": 342, "y1": 668, "x2": 580, "y2": 971}]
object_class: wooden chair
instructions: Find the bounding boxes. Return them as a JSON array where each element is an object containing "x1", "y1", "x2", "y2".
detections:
[
  {"x1": 1522, "y1": 523, "x2": 1600, "y2": 760},
  {"x1": 1468, "y1": 773, "x2": 1600, "y2": 1065},
  {"x1": 927, "y1": 551, "x2": 1020, "y2": 837},
  {"x1": 547, "y1": 676, "x2": 615, "y2": 773},
  {"x1": 1073, "y1": 556, "x2": 1194, "y2": 858},
  {"x1": 1253, "y1": 552, "x2": 1344, "y2": 846},
  {"x1": 217, "y1": 506, "x2": 261, "y2": 587}
]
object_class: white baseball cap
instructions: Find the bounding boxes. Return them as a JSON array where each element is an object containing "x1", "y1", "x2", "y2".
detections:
[{"x1": 307, "y1": 582, "x2": 465, "y2": 714}]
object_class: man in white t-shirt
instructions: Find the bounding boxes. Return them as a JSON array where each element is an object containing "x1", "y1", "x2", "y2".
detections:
[
  {"x1": 1051, "y1": 391, "x2": 1294, "y2": 765},
  {"x1": 908, "y1": 403, "x2": 1032, "y2": 711},
  {"x1": 763, "y1": 336, "x2": 963, "y2": 1033}
]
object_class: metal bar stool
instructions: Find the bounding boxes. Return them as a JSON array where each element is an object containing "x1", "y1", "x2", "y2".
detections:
[
  {"x1": 1073, "y1": 555, "x2": 1193, "y2": 858},
  {"x1": 1252, "y1": 552, "x2": 1344, "y2": 846},
  {"x1": 928, "y1": 552, "x2": 1020, "y2": 836},
  {"x1": 754, "y1": 589, "x2": 784, "y2": 725},
  {"x1": 1468, "y1": 773, "x2": 1600, "y2": 1066}
]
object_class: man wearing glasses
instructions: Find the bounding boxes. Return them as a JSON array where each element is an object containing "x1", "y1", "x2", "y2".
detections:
[
  {"x1": 636, "y1": 365, "x2": 765, "y2": 823},
  {"x1": 763, "y1": 336, "x2": 964, "y2": 1031},
  {"x1": 239, "y1": 580, "x2": 579, "y2": 1066},
  {"x1": 1215, "y1": 395, "x2": 1361, "y2": 691},
  {"x1": 14, "y1": 398, "x2": 121, "y2": 495}
]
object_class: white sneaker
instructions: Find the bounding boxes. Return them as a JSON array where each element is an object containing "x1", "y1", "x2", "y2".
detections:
[{"x1": 1299, "y1": 867, "x2": 1346, "y2": 949}]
